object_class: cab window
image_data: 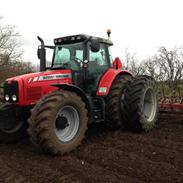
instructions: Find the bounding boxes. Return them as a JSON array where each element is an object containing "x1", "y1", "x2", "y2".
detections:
[
  {"x1": 53, "y1": 42, "x2": 84, "y2": 71},
  {"x1": 108, "y1": 46, "x2": 113, "y2": 64},
  {"x1": 88, "y1": 43, "x2": 109, "y2": 74}
]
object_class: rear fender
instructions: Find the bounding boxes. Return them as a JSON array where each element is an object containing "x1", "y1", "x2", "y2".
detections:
[{"x1": 96, "y1": 68, "x2": 132, "y2": 96}]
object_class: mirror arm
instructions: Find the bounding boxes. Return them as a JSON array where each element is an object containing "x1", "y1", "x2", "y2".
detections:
[{"x1": 44, "y1": 45, "x2": 55, "y2": 49}]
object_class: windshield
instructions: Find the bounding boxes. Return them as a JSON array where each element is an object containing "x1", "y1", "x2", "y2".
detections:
[{"x1": 53, "y1": 42, "x2": 83, "y2": 71}]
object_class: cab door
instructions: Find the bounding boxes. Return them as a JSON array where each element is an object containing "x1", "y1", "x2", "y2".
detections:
[{"x1": 86, "y1": 43, "x2": 111, "y2": 94}]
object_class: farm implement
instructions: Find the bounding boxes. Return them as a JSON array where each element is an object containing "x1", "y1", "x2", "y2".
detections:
[{"x1": 159, "y1": 88, "x2": 183, "y2": 114}]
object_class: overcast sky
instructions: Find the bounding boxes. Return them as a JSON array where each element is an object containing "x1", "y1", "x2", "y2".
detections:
[{"x1": 1, "y1": 0, "x2": 183, "y2": 65}]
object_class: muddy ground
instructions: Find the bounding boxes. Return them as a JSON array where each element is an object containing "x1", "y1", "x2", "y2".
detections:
[{"x1": 0, "y1": 114, "x2": 182, "y2": 183}]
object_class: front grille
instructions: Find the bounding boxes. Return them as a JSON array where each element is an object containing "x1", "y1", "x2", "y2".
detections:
[{"x1": 4, "y1": 81, "x2": 19, "y2": 102}]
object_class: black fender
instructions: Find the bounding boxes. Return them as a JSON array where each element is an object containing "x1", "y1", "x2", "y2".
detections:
[{"x1": 51, "y1": 84, "x2": 91, "y2": 116}]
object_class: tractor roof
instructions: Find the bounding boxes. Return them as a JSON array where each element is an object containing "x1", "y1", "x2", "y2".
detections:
[{"x1": 54, "y1": 34, "x2": 113, "y2": 46}]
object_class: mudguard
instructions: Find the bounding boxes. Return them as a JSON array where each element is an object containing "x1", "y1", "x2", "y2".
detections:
[
  {"x1": 96, "y1": 68, "x2": 132, "y2": 96},
  {"x1": 51, "y1": 84, "x2": 90, "y2": 110}
]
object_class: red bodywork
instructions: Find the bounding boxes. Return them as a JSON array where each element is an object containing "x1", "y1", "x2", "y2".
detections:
[
  {"x1": 5, "y1": 67, "x2": 131, "y2": 106},
  {"x1": 160, "y1": 99, "x2": 183, "y2": 114},
  {"x1": 6, "y1": 70, "x2": 72, "y2": 106},
  {"x1": 112, "y1": 57, "x2": 122, "y2": 69},
  {"x1": 97, "y1": 68, "x2": 132, "y2": 96},
  {"x1": 160, "y1": 103, "x2": 183, "y2": 112}
]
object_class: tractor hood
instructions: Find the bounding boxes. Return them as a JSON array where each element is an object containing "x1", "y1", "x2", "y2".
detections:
[
  {"x1": 6, "y1": 69, "x2": 72, "y2": 84},
  {"x1": 4, "y1": 69, "x2": 73, "y2": 106}
]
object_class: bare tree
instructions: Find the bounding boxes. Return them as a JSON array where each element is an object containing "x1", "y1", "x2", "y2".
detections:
[
  {"x1": 124, "y1": 49, "x2": 146, "y2": 75},
  {"x1": 141, "y1": 57, "x2": 165, "y2": 81},
  {"x1": 0, "y1": 17, "x2": 33, "y2": 84},
  {"x1": 154, "y1": 46, "x2": 183, "y2": 90},
  {"x1": 0, "y1": 18, "x2": 22, "y2": 66}
]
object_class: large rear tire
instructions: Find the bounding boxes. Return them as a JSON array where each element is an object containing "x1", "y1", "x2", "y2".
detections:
[
  {"x1": 0, "y1": 104, "x2": 28, "y2": 143},
  {"x1": 28, "y1": 91, "x2": 88, "y2": 155},
  {"x1": 121, "y1": 75, "x2": 158, "y2": 132},
  {"x1": 105, "y1": 74, "x2": 132, "y2": 129}
]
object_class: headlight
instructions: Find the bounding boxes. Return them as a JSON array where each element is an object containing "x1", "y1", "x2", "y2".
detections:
[
  {"x1": 5, "y1": 94, "x2": 9, "y2": 101},
  {"x1": 12, "y1": 95, "x2": 17, "y2": 101}
]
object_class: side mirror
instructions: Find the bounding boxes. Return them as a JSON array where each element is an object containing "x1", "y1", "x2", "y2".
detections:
[
  {"x1": 112, "y1": 57, "x2": 122, "y2": 69},
  {"x1": 90, "y1": 39, "x2": 100, "y2": 52}
]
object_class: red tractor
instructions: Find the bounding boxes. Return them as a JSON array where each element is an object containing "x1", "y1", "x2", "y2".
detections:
[{"x1": 0, "y1": 32, "x2": 158, "y2": 155}]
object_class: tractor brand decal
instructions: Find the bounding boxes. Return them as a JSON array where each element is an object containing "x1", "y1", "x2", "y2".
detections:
[
  {"x1": 38, "y1": 74, "x2": 72, "y2": 81},
  {"x1": 29, "y1": 74, "x2": 72, "y2": 83}
]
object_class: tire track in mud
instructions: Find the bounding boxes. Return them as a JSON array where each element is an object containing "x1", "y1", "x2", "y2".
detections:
[
  {"x1": 0, "y1": 150, "x2": 80, "y2": 183},
  {"x1": 0, "y1": 143, "x2": 81, "y2": 183},
  {"x1": 74, "y1": 144, "x2": 182, "y2": 183},
  {"x1": 51, "y1": 155, "x2": 145, "y2": 183},
  {"x1": 0, "y1": 157, "x2": 30, "y2": 183},
  {"x1": 73, "y1": 115, "x2": 183, "y2": 183},
  {"x1": 0, "y1": 114, "x2": 182, "y2": 183}
]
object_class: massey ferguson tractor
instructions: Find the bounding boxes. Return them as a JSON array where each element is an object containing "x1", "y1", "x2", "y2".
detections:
[{"x1": 0, "y1": 31, "x2": 158, "y2": 155}]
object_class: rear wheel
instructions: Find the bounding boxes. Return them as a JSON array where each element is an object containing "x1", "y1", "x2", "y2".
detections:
[
  {"x1": 105, "y1": 74, "x2": 132, "y2": 129},
  {"x1": 0, "y1": 104, "x2": 28, "y2": 143},
  {"x1": 28, "y1": 91, "x2": 88, "y2": 155},
  {"x1": 121, "y1": 75, "x2": 158, "y2": 132}
]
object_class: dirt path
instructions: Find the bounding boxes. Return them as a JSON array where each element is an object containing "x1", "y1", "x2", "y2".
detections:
[{"x1": 0, "y1": 114, "x2": 182, "y2": 183}]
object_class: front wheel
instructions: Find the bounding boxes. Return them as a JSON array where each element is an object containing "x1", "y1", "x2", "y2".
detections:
[
  {"x1": 28, "y1": 91, "x2": 88, "y2": 155},
  {"x1": 0, "y1": 104, "x2": 28, "y2": 143},
  {"x1": 121, "y1": 75, "x2": 158, "y2": 132}
]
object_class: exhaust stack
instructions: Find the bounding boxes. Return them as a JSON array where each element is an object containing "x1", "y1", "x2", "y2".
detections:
[{"x1": 37, "y1": 36, "x2": 46, "y2": 72}]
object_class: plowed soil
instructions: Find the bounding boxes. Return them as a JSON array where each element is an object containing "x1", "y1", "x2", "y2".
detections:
[{"x1": 0, "y1": 114, "x2": 182, "y2": 183}]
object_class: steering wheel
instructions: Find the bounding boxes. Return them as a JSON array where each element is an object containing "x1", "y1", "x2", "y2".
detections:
[
  {"x1": 76, "y1": 57, "x2": 83, "y2": 62},
  {"x1": 59, "y1": 58, "x2": 82, "y2": 71},
  {"x1": 73, "y1": 57, "x2": 83, "y2": 64},
  {"x1": 70, "y1": 58, "x2": 82, "y2": 70},
  {"x1": 73, "y1": 57, "x2": 83, "y2": 65}
]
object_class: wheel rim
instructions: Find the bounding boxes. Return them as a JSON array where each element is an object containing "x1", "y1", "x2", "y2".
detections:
[
  {"x1": 54, "y1": 106, "x2": 80, "y2": 142},
  {"x1": 143, "y1": 88, "x2": 157, "y2": 122}
]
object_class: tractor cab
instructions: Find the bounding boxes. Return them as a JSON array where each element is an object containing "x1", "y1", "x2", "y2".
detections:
[{"x1": 38, "y1": 34, "x2": 113, "y2": 94}]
